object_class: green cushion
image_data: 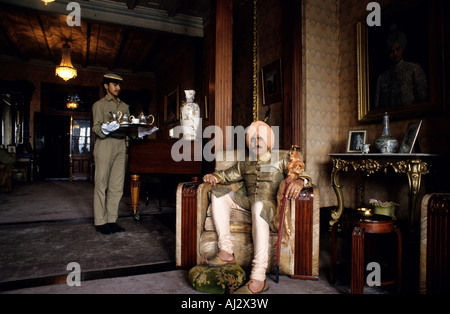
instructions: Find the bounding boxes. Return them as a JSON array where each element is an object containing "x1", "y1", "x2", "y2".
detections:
[{"x1": 189, "y1": 264, "x2": 247, "y2": 294}]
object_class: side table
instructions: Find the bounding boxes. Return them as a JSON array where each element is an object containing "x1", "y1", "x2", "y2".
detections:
[
  {"x1": 329, "y1": 153, "x2": 437, "y2": 229},
  {"x1": 330, "y1": 212, "x2": 402, "y2": 294}
]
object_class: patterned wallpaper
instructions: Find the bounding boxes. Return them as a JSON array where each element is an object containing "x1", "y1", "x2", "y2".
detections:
[{"x1": 302, "y1": 0, "x2": 340, "y2": 207}]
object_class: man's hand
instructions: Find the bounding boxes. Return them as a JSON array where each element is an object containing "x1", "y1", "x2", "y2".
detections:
[
  {"x1": 101, "y1": 121, "x2": 120, "y2": 135},
  {"x1": 202, "y1": 174, "x2": 218, "y2": 186},
  {"x1": 286, "y1": 179, "x2": 305, "y2": 199}
]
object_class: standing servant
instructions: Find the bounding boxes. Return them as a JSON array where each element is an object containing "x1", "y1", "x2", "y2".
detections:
[{"x1": 92, "y1": 73, "x2": 129, "y2": 235}]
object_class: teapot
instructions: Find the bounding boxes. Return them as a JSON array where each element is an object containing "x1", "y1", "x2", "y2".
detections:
[
  {"x1": 121, "y1": 113, "x2": 130, "y2": 124},
  {"x1": 137, "y1": 112, "x2": 155, "y2": 125},
  {"x1": 110, "y1": 111, "x2": 123, "y2": 122}
]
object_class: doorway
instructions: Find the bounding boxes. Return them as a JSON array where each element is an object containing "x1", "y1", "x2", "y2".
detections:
[
  {"x1": 35, "y1": 114, "x2": 71, "y2": 180},
  {"x1": 35, "y1": 114, "x2": 93, "y2": 181},
  {"x1": 71, "y1": 119, "x2": 92, "y2": 180}
]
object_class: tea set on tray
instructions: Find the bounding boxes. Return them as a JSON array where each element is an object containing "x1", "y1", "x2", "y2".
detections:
[{"x1": 110, "y1": 111, "x2": 155, "y2": 126}]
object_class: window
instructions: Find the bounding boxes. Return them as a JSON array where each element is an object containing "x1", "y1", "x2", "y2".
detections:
[{"x1": 72, "y1": 120, "x2": 91, "y2": 154}]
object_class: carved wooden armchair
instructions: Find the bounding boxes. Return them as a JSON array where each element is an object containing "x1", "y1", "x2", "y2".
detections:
[{"x1": 175, "y1": 150, "x2": 320, "y2": 280}]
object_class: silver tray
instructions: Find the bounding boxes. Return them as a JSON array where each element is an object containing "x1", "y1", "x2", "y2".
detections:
[{"x1": 118, "y1": 123, "x2": 152, "y2": 132}]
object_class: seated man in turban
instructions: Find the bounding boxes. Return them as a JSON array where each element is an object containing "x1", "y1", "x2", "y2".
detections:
[{"x1": 202, "y1": 121, "x2": 311, "y2": 294}]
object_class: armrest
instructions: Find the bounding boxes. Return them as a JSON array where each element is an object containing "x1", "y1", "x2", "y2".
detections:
[
  {"x1": 291, "y1": 184, "x2": 320, "y2": 279},
  {"x1": 297, "y1": 185, "x2": 314, "y2": 200},
  {"x1": 176, "y1": 181, "x2": 211, "y2": 269}
]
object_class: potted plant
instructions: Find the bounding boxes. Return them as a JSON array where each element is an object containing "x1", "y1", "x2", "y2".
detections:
[{"x1": 369, "y1": 199, "x2": 399, "y2": 220}]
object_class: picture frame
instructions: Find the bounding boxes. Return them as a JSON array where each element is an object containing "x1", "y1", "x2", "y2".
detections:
[
  {"x1": 346, "y1": 129, "x2": 367, "y2": 153},
  {"x1": 356, "y1": 0, "x2": 445, "y2": 122},
  {"x1": 261, "y1": 59, "x2": 283, "y2": 105},
  {"x1": 399, "y1": 120, "x2": 422, "y2": 153},
  {"x1": 164, "y1": 86, "x2": 180, "y2": 124}
]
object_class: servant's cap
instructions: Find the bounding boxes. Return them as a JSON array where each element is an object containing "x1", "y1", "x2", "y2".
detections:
[{"x1": 103, "y1": 73, "x2": 123, "y2": 83}]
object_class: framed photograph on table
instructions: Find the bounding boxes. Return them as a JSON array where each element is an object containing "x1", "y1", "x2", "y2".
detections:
[
  {"x1": 346, "y1": 129, "x2": 367, "y2": 153},
  {"x1": 164, "y1": 86, "x2": 180, "y2": 124},
  {"x1": 399, "y1": 120, "x2": 422, "y2": 153},
  {"x1": 261, "y1": 59, "x2": 283, "y2": 105}
]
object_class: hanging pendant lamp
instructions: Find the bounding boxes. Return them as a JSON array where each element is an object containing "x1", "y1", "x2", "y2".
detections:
[
  {"x1": 66, "y1": 94, "x2": 80, "y2": 109},
  {"x1": 56, "y1": 43, "x2": 77, "y2": 81},
  {"x1": 42, "y1": 0, "x2": 55, "y2": 6}
]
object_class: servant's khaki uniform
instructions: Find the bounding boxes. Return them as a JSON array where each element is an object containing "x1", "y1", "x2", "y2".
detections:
[{"x1": 92, "y1": 95, "x2": 130, "y2": 226}]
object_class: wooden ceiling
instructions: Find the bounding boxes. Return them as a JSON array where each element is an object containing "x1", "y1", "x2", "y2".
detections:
[{"x1": 0, "y1": 0, "x2": 210, "y2": 75}]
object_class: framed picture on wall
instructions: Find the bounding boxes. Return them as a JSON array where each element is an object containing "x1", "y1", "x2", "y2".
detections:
[
  {"x1": 356, "y1": 0, "x2": 445, "y2": 121},
  {"x1": 346, "y1": 129, "x2": 367, "y2": 153},
  {"x1": 261, "y1": 59, "x2": 283, "y2": 105},
  {"x1": 164, "y1": 85, "x2": 180, "y2": 124}
]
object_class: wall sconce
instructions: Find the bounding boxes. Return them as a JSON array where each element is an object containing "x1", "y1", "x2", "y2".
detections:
[{"x1": 56, "y1": 43, "x2": 77, "y2": 81}]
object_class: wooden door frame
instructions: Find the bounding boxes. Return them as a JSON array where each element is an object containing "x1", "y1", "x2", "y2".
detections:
[
  {"x1": 207, "y1": 0, "x2": 234, "y2": 150},
  {"x1": 282, "y1": 0, "x2": 303, "y2": 150},
  {"x1": 209, "y1": 0, "x2": 303, "y2": 150}
]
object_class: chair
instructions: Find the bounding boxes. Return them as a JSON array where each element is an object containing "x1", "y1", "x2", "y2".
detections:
[{"x1": 175, "y1": 150, "x2": 320, "y2": 280}]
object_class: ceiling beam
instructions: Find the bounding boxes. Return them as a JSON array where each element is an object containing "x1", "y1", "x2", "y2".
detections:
[
  {"x1": 110, "y1": 28, "x2": 129, "y2": 70},
  {"x1": 1, "y1": 0, "x2": 204, "y2": 37},
  {"x1": 0, "y1": 22, "x2": 26, "y2": 61},
  {"x1": 34, "y1": 14, "x2": 57, "y2": 62},
  {"x1": 83, "y1": 23, "x2": 91, "y2": 67}
]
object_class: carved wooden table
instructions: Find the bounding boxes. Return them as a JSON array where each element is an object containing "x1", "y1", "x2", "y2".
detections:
[{"x1": 329, "y1": 153, "x2": 437, "y2": 229}]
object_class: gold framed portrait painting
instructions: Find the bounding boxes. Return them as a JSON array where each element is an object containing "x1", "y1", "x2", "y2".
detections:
[{"x1": 357, "y1": 0, "x2": 445, "y2": 121}]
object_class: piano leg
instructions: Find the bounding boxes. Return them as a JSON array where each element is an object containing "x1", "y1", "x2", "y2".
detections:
[{"x1": 130, "y1": 174, "x2": 141, "y2": 220}]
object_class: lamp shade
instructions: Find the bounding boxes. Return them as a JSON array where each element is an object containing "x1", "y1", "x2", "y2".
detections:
[
  {"x1": 42, "y1": 0, "x2": 55, "y2": 5},
  {"x1": 56, "y1": 43, "x2": 77, "y2": 81}
]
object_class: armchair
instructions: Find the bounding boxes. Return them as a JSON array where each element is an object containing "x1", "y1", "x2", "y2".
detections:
[{"x1": 176, "y1": 150, "x2": 320, "y2": 280}]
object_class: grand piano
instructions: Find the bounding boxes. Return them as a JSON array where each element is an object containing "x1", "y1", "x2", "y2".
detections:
[{"x1": 127, "y1": 139, "x2": 204, "y2": 219}]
